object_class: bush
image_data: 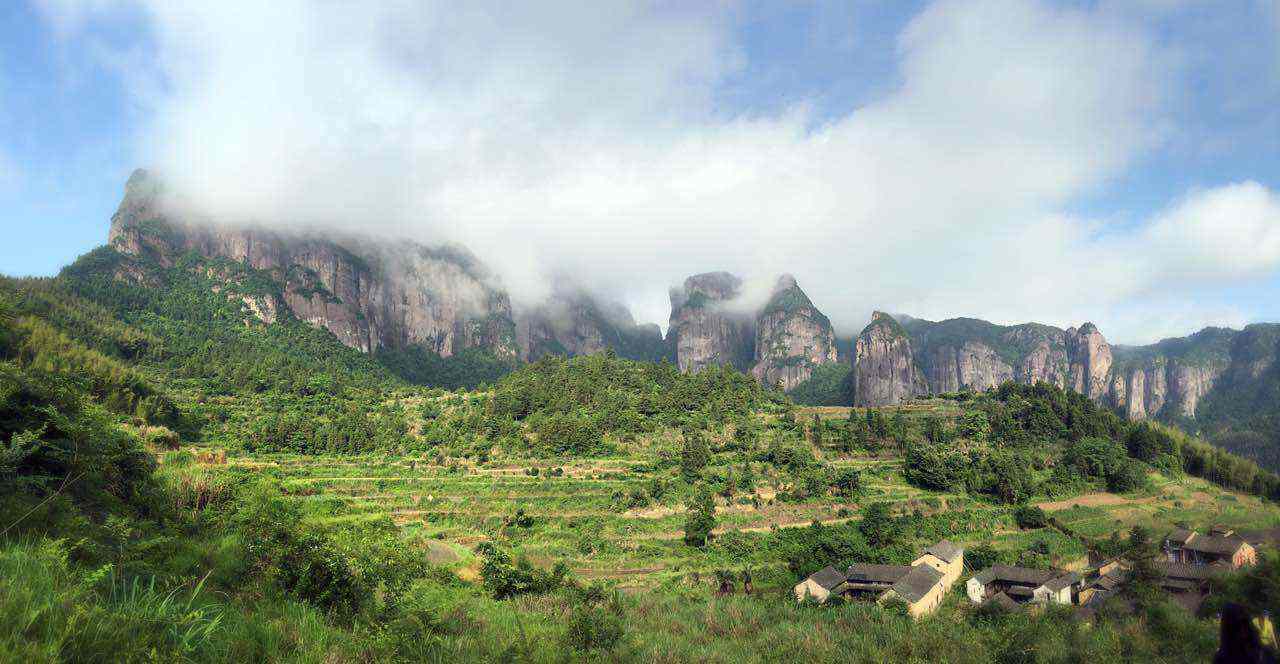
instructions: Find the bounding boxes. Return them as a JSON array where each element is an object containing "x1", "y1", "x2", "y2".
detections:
[
  {"x1": 563, "y1": 601, "x2": 625, "y2": 652},
  {"x1": 1014, "y1": 505, "x2": 1048, "y2": 529}
]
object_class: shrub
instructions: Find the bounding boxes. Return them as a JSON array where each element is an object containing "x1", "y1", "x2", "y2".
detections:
[
  {"x1": 1013, "y1": 505, "x2": 1048, "y2": 529},
  {"x1": 563, "y1": 602, "x2": 625, "y2": 653}
]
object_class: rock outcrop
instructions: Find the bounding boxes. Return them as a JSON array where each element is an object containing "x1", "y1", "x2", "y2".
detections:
[
  {"x1": 749, "y1": 275, "x2": 839, "y2": 391},
  {"x1": 1065, "y1": 323, "x2": 1113, "y2": 402},
  {"x1": 516, "y1": 289, "x2": 666, "y2": 362},
  {"x1": 666, "y1": 272, "x2": 755, "y2": 373},
  {"x1": 108, "y1": 169, "x2": 517, "y2": 359},
  {"x1": 853, "y1": 312, "x2": 926, "y2": 406}
]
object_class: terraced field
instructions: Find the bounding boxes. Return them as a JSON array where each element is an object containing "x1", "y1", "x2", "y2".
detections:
[{"x1": 201, "y1": 405, "x2": 1280, "y2": 591}]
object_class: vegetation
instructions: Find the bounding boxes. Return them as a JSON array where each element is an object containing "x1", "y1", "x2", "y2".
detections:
[{"x1": 4, "y1": 248, "x2": 1280, "y2": 661}]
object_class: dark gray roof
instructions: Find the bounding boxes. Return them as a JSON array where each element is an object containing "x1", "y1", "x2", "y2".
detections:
[
  {"x1": 922, "y1": 540, "x2": 963, "y2": 564},
  {"x1": 847, "y1": 564, "x2": 914, "y2": 584},
  {"x1": 890, "y1": 564, "x2": 945, "y2": 603},
  {"x1": 1091, "y1": 570, "x2": 1129, "y2": 591},
  {"x1": 1184, "y1": 533, "x2": 1249, "y2": 556},
  {"x1": 972, "y1": 565, "x2": 1059, "y2": 587},
  {"x1": 1006, "y1": 585, "x2": 1035, "y2": 598},
  {"x1": 1155, "y1": 562, "x2": 1222, "y2": 581},
  {"x1": 807, "y1": 566, "x2": 847, "y2": 591},
  {"x1": 1166, "y1": 527, "x2": 1195, "y2": 545},
  {"x1": 1042, "y1": 572, "x2": 1081, "y2": 592}
]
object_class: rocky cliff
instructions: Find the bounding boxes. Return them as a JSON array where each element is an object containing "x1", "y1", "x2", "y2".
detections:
[
  {"x1": 1107, "y1": 327, "x2": 1236, "y2": 420},
  {"x1": 516, "y1": 289, "x2": 666, "y2": 362},
  {"x1": 853, "y1": 312, "x2": 926, "y2": 406},
  {"x1": 749, "y1": 274, "x2": 839, "y2": 391},
  {"x1": 900, "y1": 317, "x2": 1108, "y2": 399},
  {"x1": 665, "y1": 272, "x2": 755, "y2": 373},
  {"x1": 1066, "y1": 323, "x2": 1113, "y2": 402},
  {"x1": 108, "y1": 169, "x2": 517, "y2": 359}
]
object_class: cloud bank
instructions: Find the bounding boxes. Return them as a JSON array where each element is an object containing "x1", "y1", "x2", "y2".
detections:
[{"x1": 35, "y1": 0, "x2": 1280, "y2": 343}]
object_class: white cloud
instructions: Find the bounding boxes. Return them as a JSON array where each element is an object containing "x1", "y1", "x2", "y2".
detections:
[
  {"x1": 1144, "y1": 182, "x2": 1280, "y2": 282},
  {"x1": 34, "y1": 0, "x2": 1280, "y2": 343}
]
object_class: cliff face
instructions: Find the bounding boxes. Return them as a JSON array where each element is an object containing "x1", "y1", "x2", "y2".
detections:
[
  {"x1": 108, "y1": 169, "x2": 517, "y2": 359},
  {"x1": 666, "y1": 272, "x2": 755, "y2": 373},
  {"x1": 749, "y1": 274, "x2": 839, "y2": 391},
  {"x1": 516, "y1": 290, "x2": 665, "y2": 362},
  {"x1": 1107, "y1": 327, "x2": 1236, "y2": 420},
  {"x1": 1066, "y1": 323, "x2": 1113, "y2": 401},
  {"x1": 853, "y1": 312, "x2": 926, "y2": 406},
  {"x1": 922, "y1": 341, "x2": 1014, "y2": 393}
]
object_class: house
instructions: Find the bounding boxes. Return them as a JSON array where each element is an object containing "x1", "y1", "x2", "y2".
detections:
[
  {"x1": 966, "y1": 566, "x2": 1079, "y2": 606},
  {"x1": 841, "y1": 564, "x2": 914, "y2": 601},
  {"x1": 1154, "y1": 561, "x2": 1228, "y2": 613},
  {"x1": 913, "y1": 540, "x2": 965, "y2": 588},
  {"x1": 793, "y1": 540, "x2": 964, "y2": 618},
  {"x1": 1033, "y1": 571, "x2": 1080, "y2": 605},
  {"x1": 793, "y1": 565, "x2": 846, "y2": 603},
  {"x1": 880, "y1": 564, "x2": 948, "y2": 618},
  {"x1": 1077, "y1": 566, "x2": 1129, "y2": 607},
  {"x1": 1164, "y1": 527, "x2": 1257, "y2": 569}
]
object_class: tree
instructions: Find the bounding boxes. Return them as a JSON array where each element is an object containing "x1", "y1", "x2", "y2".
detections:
[
  {"x1": 680, "y1": 430, "x2": 710, "y2": 482},
  {"x1": 957, "y1": 410, "x2": 990, "y2": 442},
  {"x1": 903, "y1": 443, "x2": 966, "y2": 491},
  {"x1": 1013, "y1": 505, "x2": 1048, "y2": 529},
  {"x1": 847, "y1": 416, "x2": 870, "y2": 451},
  {"x1": 810, "y1": 413, "x2": 822, "y2": 446},
  {"x1": 683, "y1": 486, "x2": 717, "y2": 547},
  {"x1": 832, "y1": 467, "x2": 862, "y2": 498},
  {"x1": 986, "y1": 450, "x2": 1034, "y2": 504},
  {"x1": 858, "y1": 502, "x2": 899, "y2": 548}
]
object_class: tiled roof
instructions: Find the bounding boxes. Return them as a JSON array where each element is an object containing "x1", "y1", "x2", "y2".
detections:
[
  {"x1": 890, "y1": 564, "x2": 944, "y2": 604},
  {"x1": 922, "y1": 540, "x2": 964, "y2": 564},
  {"x1": 1042, "y1": 572, "x2": 1081, "y2": 592},
  {"x1": 807, "y1": 566, "x2": 847, "y2": 591},
  {"x1": 972, "y1": 565, "x2": 1059, "y2": 587},
  {"x1": 1184, "y1": 534, "x2": 1248, "y2": 556},
  {"x1": 1166, "y1": 527, "x2": 1195, "y2": 545},
  {"x1": 847, "y1": 564, "x2": 914, "y2": 584}
]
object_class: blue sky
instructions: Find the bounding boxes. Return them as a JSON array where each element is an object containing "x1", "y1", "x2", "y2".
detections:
[{"x1": 1, "y1": 0, "x2": 1278, "y2": 344}]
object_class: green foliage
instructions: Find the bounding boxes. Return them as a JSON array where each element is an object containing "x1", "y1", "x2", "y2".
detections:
[
  {"x1": 683, "y1": 485, "x2": 717, "y2": 547},
  {"x1": 903, "y1": 442, "x2": 968, "y2": 492},
  {"x1": 376, "y1": 345, "x2": 516, "y2": 391},
  {"x1": 787, "y1": 363, "x2": 852, "y2": 406},
  {"x1": 858, "y1": 502, "x2": 900, "y2": 548},
  {"x1": 476, "y1": 541, "x2": 568, "y2": 600},
  {"x1": 680, "y1": 430, "x2": 710, "y2": 481},
  {"x1": 1013, "y1": 505, "x2": 1048, "y2": 529}
]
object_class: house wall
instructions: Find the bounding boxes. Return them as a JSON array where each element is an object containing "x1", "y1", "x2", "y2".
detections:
[
  {"x1": 905, "y1": 581, "x2": 947, "y2": 619},
  {"x1": 1032, "y1": 585, "x2": 1071, "y2": 605},
  {"x1": 1234, "y1": 544, "x2": 1258, "y2": 569},
  {"x1": 914, "y1": 553, "x2": 964, "y2": 589},
  {"x1": 793, "y1": 578, "x2": 830, "y2": 603},
  {"x1": 966, "y1": 577, "x2": 985, "y2": 603}
]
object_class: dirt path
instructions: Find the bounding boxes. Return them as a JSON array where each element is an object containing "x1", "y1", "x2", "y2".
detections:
[{"x1": 1036, "y1": 492, "x2": 1160, "y2": 512}]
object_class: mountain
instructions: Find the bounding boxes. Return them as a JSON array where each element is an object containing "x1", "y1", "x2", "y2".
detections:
[
  {"x1": 516, "y1": 289, "x2": 667, "y2": 363},
  {"x1": 852, "y1": 311, "x2": 926, "y2": 406},
  {"x1": 665, "y1": 272, "x2": 755, "y2": 373},
  {"x1": 109, "y1": 169, "x2": 518, "y2": 360},
  {"x1": 749, "y1": 274, "x2": 839, "y2": 391}
]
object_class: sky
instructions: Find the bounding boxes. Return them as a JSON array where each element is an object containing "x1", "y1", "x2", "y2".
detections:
[{"x1": 1, "y1": 0, "x2": 1278, "y2": 344}]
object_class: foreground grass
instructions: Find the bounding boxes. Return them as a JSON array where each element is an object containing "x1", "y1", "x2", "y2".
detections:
[{"x1": 0, "y1": 538, "x2": 1219, "y2": 663}]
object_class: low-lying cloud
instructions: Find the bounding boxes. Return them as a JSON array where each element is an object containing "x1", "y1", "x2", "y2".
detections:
[{"x1": 35, "y1": 0, "x2": 1280, "y2": 344}]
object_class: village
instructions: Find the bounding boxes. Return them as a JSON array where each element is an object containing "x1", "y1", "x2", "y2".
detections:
[{"x1": 794, "y1": 526, "x2": 1262, "y2": 620}]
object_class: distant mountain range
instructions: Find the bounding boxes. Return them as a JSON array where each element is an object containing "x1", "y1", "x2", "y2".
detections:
[{"x1": 101, "y1": 170, "x2": 1280, "y2": 469}]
